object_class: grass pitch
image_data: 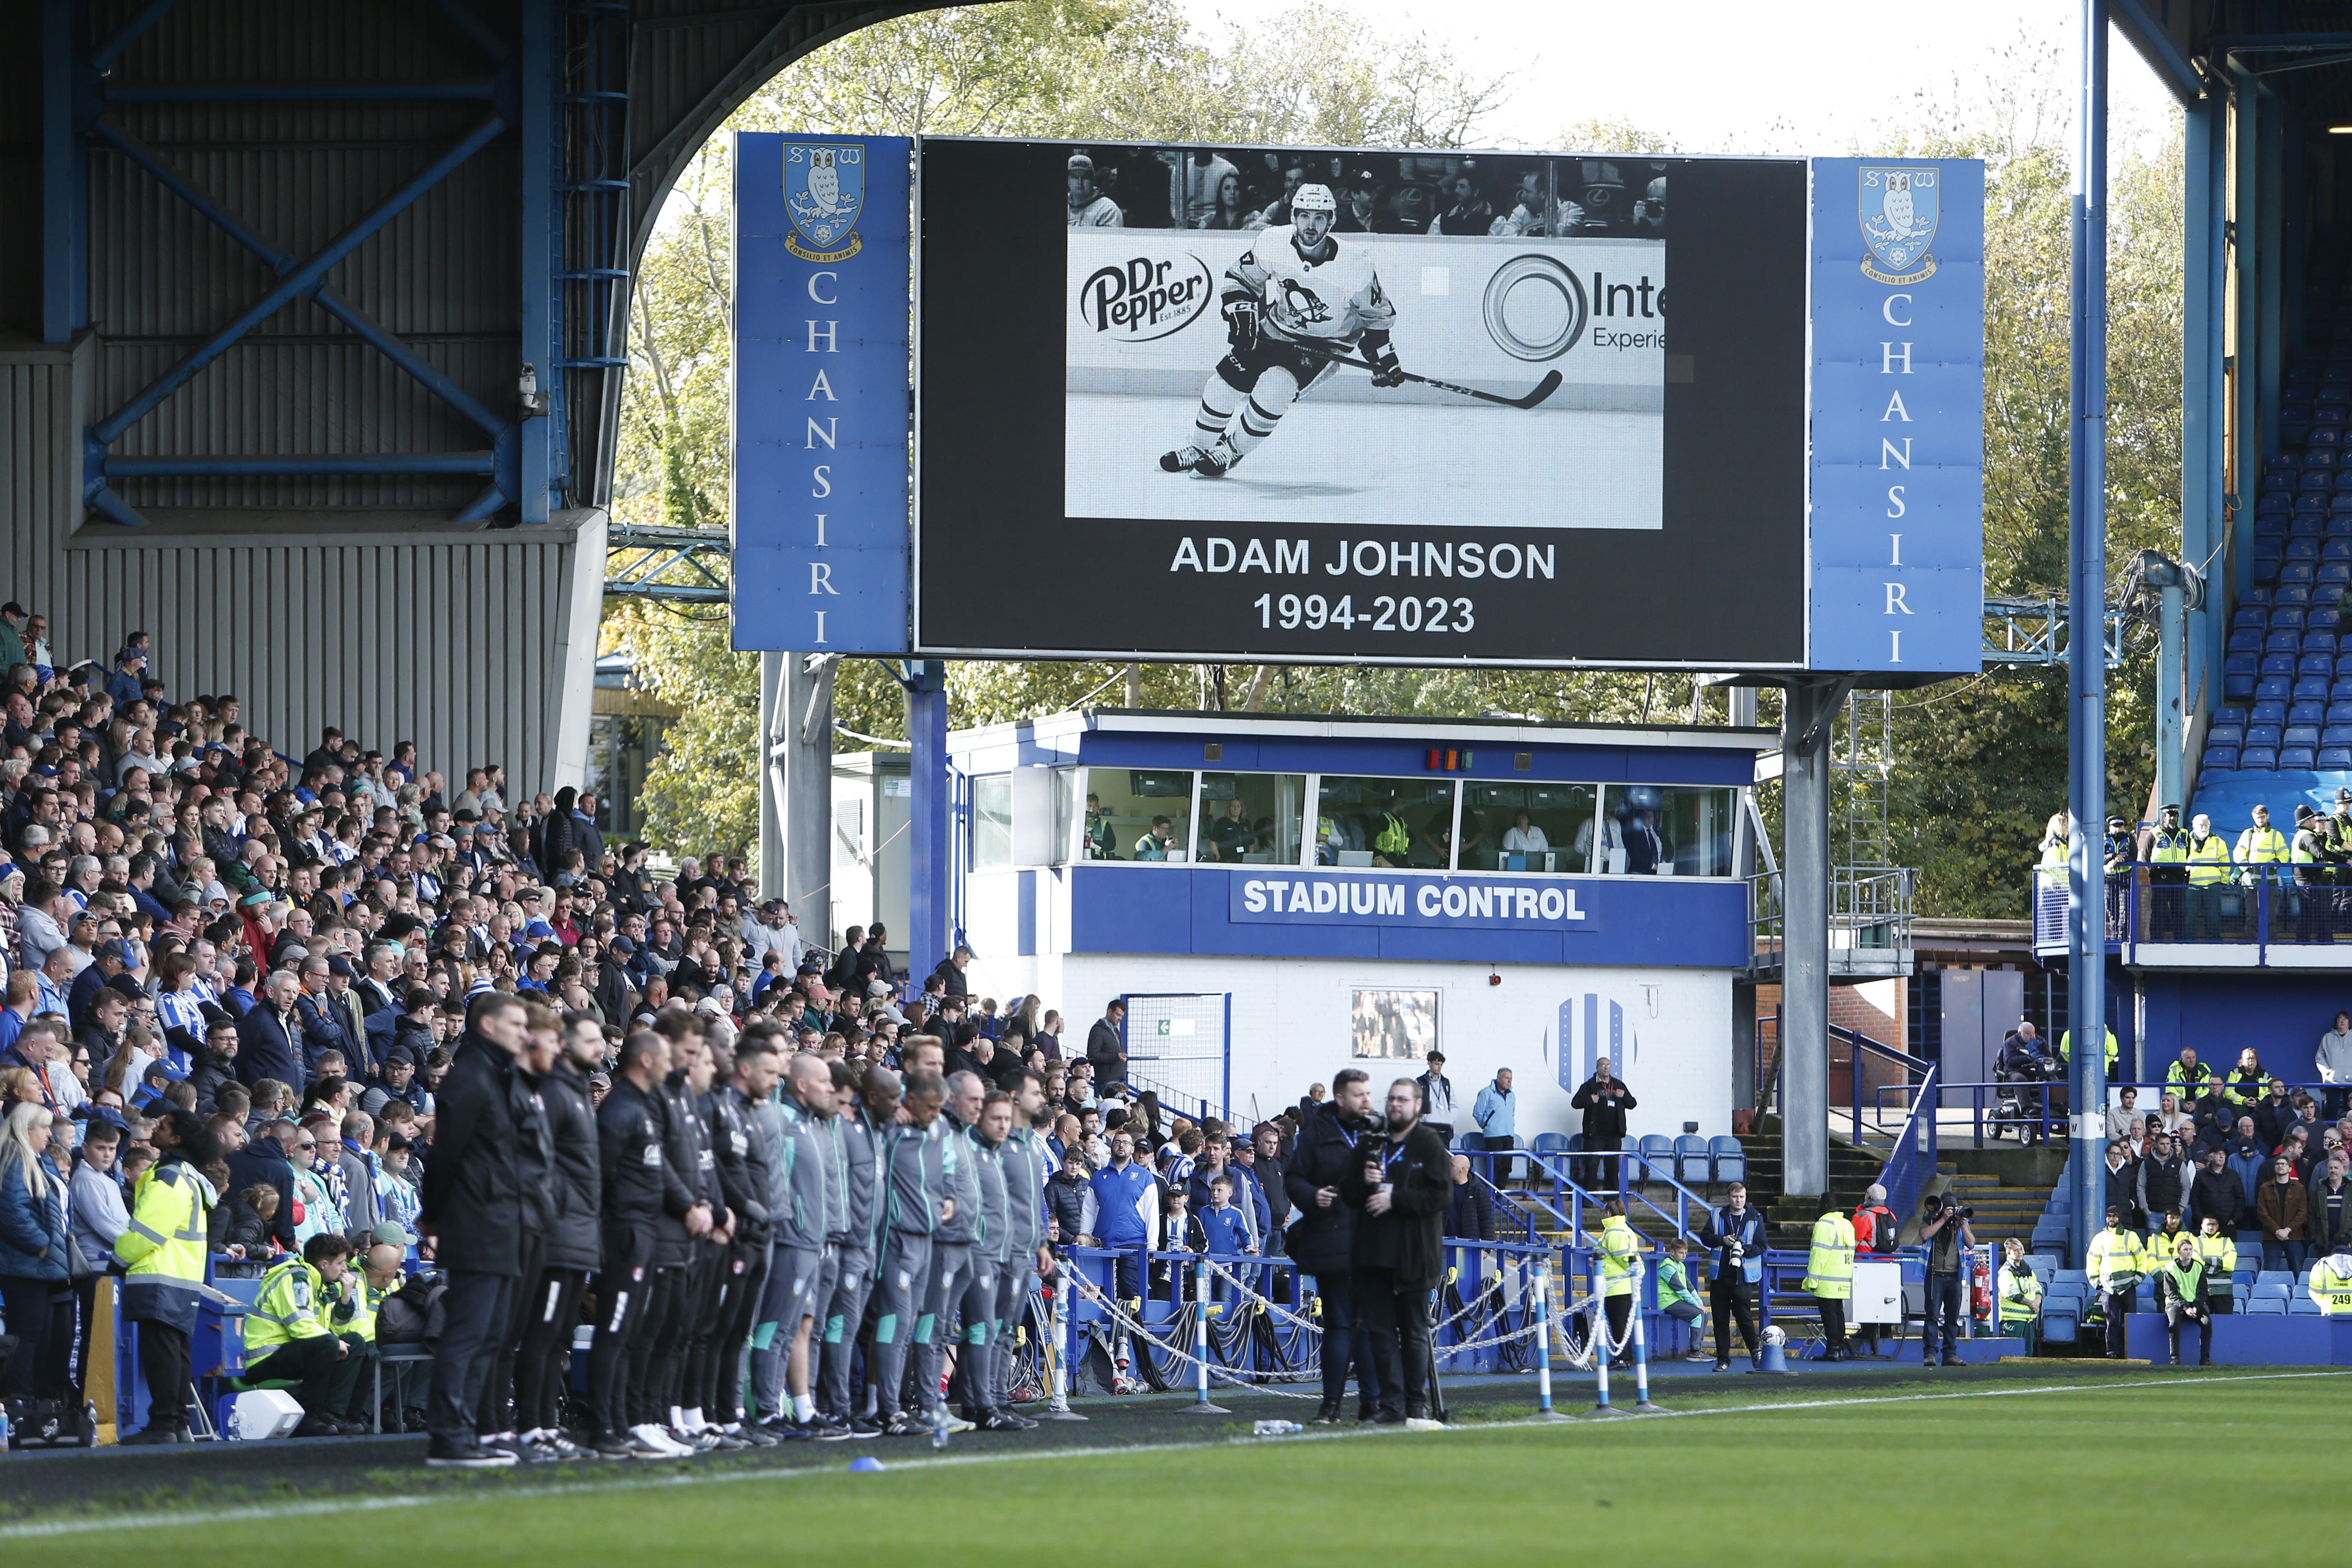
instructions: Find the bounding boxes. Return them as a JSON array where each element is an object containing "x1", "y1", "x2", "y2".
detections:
[{"x1": 4, "y1": 1367, "x2": 2342, "y2": 1563}]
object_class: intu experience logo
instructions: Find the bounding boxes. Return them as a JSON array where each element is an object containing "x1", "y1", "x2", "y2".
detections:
[
  {"x1": 1078, "y1": 254, "x2": 1216, "y2": 340},
  {"x1": 784, "y1": 143, "x2": 865, "y2": 263}
]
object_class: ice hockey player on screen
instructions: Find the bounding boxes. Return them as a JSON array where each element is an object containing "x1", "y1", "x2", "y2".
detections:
[{"x1": 1158, "y1": 183, "x2": 1401, "y2": 478}]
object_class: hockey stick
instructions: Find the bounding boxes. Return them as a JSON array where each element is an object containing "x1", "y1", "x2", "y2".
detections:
[{"x1": 1284, "y1": 338, "x2": 1563, "y2": 410}]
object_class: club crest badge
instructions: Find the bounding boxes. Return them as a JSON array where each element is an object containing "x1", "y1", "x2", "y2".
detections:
[
  {"x1": 1858, "y1": 165, "x2": 1939, "y2": 285},
  {"x1": 784, "y1": 143, "x2": 865, "y2": 263}
]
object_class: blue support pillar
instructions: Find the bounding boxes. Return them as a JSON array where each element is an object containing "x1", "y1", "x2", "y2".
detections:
[
  {"x1": 2183, "y1": 91, "x2": 2226, "y2": 733},
  {"x1": 2066, "y1": 0, "x2": 2110, "y2": 1267},
  {"x1": 518, "y1": 0, "x2": 556, "y2": 524},
  {"x1": 41, "y1": 0, "x2": 91, "y2": 344},
  {"x1": 906, "y1": 660, "x2": 951, "y2": 979},
  {"x1": 2232, "y1": 74, "x2": 2263, "y2": 604}
]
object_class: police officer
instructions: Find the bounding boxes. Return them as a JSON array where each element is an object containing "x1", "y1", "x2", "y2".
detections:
[
  {"x1": 752, "y1": 1047, "x2": 834, "y2": 1438},
  {"x1": 245, "y1": 1233, "x2": 365, "y2": 1435},
  {"x1": 2186, "y1": 812, "x2": 2234, "y2": 939},
  {"x1": 820, "y1": 1061, "x2": 895, "y2": 1435},
  {"x1": 2104, "y1": 815, "x2": 2134, "y2": 933},
  {"x1": 1803, "y1": 1201, "x2": 1856, "y2": 1360},
  {"x1": 117, "y1": 1109, "x2": 217, "y2": 1443},
  {"x1": 2144, "y1": 804, "x2": 2189, "y2": 941},
  {"x1": 589, "y1": 1031, "x2": 707, "y2": 1460},
  {"x1": 917, "y1": 1071, "x2": 986, "y2": 1433},
  {"x1": 1374, "y1": 795, "x2": 1412, "y2": 865},
  {"x1": 868, "y1": 1069, "x2": 950, "y2": 1435},
  {"x1": 513, "y1": 1012, "x2": 602, "y2": 1460},
  {"x1": 707, "y1": 1034, "x2": 778, "y2": 1444},
  {"x1": 2293, "y1": 805, "x2": 2332, "y2": 944}
]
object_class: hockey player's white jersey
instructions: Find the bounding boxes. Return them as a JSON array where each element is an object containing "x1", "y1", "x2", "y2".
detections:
[{"x1": 1225, "y1": 225, "x2": 1395, "y2": 347}]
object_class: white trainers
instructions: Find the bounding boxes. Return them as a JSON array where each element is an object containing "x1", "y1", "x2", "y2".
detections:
[
  {"x1": 1403, "y1": 1417, "x2": 1449, "y2": 1432},
  {"x1": 631, "y1": 1422, "x2": 692, "y2": 1457}
]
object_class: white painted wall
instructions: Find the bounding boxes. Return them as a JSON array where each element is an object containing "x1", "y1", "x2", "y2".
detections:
[{"x1": 967, "y1": 949, "x2": 1734, "y2": 1141}]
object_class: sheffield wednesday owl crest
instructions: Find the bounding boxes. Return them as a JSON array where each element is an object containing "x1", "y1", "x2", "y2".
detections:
[
  {"x1": 784, "y1": 143, "x2": 866, "y2": 262},
  {"x1": 1857, "y1": 165, "x2": 1939, "y2": 285}
]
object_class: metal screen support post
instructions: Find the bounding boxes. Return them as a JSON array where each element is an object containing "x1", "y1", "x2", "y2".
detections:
[
  {"x1": 1180, "y1": 1258, "x2": 1228, "y2": 1414},
  {"x1": 903, "y1": 660, "x2": 949, "y2": 978},
  {"x1": 2066, "y1": 0, "x2": 2111, "y2": 1267},
  {"x1": 1780, "y1": 677, "x2": 1847, "y2": 1202}
]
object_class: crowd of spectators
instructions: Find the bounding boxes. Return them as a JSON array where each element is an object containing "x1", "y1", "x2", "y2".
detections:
[
  {"x1": 1068, "y1": 145, "x2": 1669, "y2": 239},
  {"x1": 0, "y1": 596, "x2": 1523, "y2": 1454}
]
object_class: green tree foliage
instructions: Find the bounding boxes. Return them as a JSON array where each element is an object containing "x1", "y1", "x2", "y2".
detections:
[{"x1": 610, "y1": 10, "x2": 2183, "y2": 920}]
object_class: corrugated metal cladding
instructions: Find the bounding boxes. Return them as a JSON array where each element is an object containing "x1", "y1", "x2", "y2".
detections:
[{"x1": 53, "y1": 518, "x2": 607, "y2": 797}]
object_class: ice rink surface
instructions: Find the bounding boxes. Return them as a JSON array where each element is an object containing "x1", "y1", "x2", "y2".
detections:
[{"x1": 1064, "y1": 391, "x2": 1662, "y2": 531}]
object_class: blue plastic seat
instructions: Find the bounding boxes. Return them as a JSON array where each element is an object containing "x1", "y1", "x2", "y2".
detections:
[
  {"x1": 2247, "y1": 725, "x2": 2283, "y2": 749},
  {"x1": 2304, "y1": 653, "x2": 2339, "y2": 675},
  {"x1": 2299, "y1": 677, "x2": 2334, "y2": 700},
  {"x1": 2234, "y1": 607, "x2": 2267, "y2": 629},
  {"x1": 2282, "y1": 746, "x2": 2317, "y2": 769},
  {"x1": 1636, "y1": 1133, "x2": 1674, "y2": 1174},
  {"x1": 2325, "y1": 724, "x2": 2352, "y2": 743},
  {"x1": 2231, "y1": 630, "x2": 2265, "y2": 653},
  {"x1": 2242, "y1": 748, "x2": 2279, "y2": 770},
  {"x1": 2203, "y1": 748, "x2": 2240, "y2": 770},
  {"x1": 1672, "y1": 1134, "x2": 1709, "y2": 1183},
  {"x1": 2326, "y1": 702, "x2": 2352, "y2": 724},
  {"x1": 2208, "y1": 725, "x2": 2245, "y2": 748},
  {"x1": 2292, "y1": 1295, "x2": 2322, "y2": 1315},
  {"x1": 2054, "y1": 1268, "x2": 2088, "y2": 1286},
  {"x1": 2290, "y1": 536, "x2": 2326, "y2": 559},
  {"x1": 2318, "y1": 747, "x2": 2352, "y2": 769},
  {"x1": 2322, "y1": 562, "x2": 2352, "y2": 585},
  {"x1": 2256, "y1": 678, "x2": 2293, "y2": 701},
  {"x1": 2284, "y1": 561, "x2": 2319, "y2": 584},
  {"x1": 2263, "y1": 654, "x2": 2298, "y2": 675},
  {"x1": 2256, "y1": 1271, "x2": 2292, "y2": 1290},
  {"x1": 2253, "y1": 699, "x2": 2289, "y2": 724},
  {"x1": 2281, "y1": 584, "x2": 2315, "y2": 604},
  {"x1": 1530, "y1": 1132, "x2": 1571, "y2": 1159},
  {"x1": 2248, "y1": 1295, "x2": 2287, "y2": 1315},
  {"x1": 2226, "y1": 676, "x2": 2256, "y2": 702},
  {"x1": 2291, "y1": 700, "x2": 2328, "y2": 724},
  {"x1": 1708, "y1": 1135, "x2": 1745, "y2": 1186},
  {"x1": 2285, "y1": 725, "x2": 2321, "y2": 748}
]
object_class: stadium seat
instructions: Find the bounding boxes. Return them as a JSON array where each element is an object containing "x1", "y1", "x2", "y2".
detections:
[
  {"x1": 2319, "y1": 747, "x2": 2352, "y2": 769},
  {"x1": 2253, "y1": 698, "x2": 2289, "y2": 724},
  {"x1": 1672, "y1": 1134, "x2": 1709, "y2": 1184},
  {"x1": 2305, "y1": 653, "x2": 2339, "y2": 674},
  {"x1": 1708, "y1": 1135, "x2": 1745, "y2": 1186},
  {"x1": 2230, "y1": 631, "x2": 2265, "y2": 654},
  {"x1": 2262, "y1": 654, "x2": 2297, "y2": 675},
  {"x1": 2293, "y1": 700, "x2": 2329, "y2": 723},
  {"x1": 2292, "y1": 1295, "x2": 2322, "y2": 1315},
  {"x1": 2205, "y1": 725, "x2": 2243, "y2": 748},
  {"x1": 2053, "y1": 1268, "x2": 2088, "y2": 1287},
  {"x1": 2203, "y1": 748, "x2": 2240, "y2": 770},
  {"x1": 2247, "y1": 1295, "x2": 2287, "y2": 1315},
  {"x1": 2281, "y1": 583, "x2": 2314, "y2": 604},
  {"x1": 1636, "y1": 1133, "x2": 1674, "y2": 1175},
  {"x1": 2256, "y1": 678, "x2": 2293, "y2": 701},
  {"x1": 2297, "y1": 677, "x2": 2333, "y2": 700},
  {"x1": 2267, "y1": 629, "x2": 2303, "y2": 651},
  {"x1": 2284, "y1": 725, "x2": 2321, "y2": 748},
  {"x1": 2255, "y1": 1271, "x2": 2292, "y2": 1291},
  {"x1": 2282, "y1": 747, "x2": 2317, "y2": 769},
  {"x1": 2241, "y1": 749, "x2": 2280, "y2": 770},
  {"x1": 2247, "y1": 725, "x2": 2282, "y2": 749}
]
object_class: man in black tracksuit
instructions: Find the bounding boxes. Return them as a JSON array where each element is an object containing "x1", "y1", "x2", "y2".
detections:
[
  {"x1": 419, "y1": 994, "x2": 535, "y2": 1468},
  {"x1": 660, "y1": 1035, "x2": 726, "y2": 1441},
  {"x1": 589, "y1": 1032, "x2": 708, "y2": 1458},
  {"x1": 1285, "y1": 1068, "x2": 1381, "y2": 1424},
  {"x1": 475, "y1": 1000, "x2": 557, "y2": 1449},
  {"x1": 1339, "y1": 1074, "x2": 1454, "y2": 1425},
  {"x1": 514, "y1": 1011, "x2": 603, "y2": 1456},
  {"x1": 708, "y1": 1037, "x2": 777, "y2": 1443}
]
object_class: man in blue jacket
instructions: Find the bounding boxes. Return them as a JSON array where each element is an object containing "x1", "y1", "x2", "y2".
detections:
[
  {"x1": 1471, "y1": 1068, "x2": 1517, "y2": 1181},
  {"x1": 1089, "y1": 1129, "x2": 1158, "y2": 1306}
]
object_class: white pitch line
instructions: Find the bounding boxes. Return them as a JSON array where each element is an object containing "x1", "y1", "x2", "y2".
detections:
[{"x1": 4, "y1": 1368, "x2": 2344, "y2": 1541}]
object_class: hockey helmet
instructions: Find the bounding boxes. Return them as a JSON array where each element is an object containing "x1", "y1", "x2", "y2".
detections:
[{"x1": 1291, "y1": 183, "x2": 1337, "y2": 215}]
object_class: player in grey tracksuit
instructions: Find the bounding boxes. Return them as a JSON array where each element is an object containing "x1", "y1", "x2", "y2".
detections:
[
  {"x1": 993, "y1": 1085, "x2": 1049, "y2": 1417},
  {"x1": 951, "y1": 1095, "x2": 1014, "y2": 1425},
  {"x1": 820, "y1": 1066, "x2": 891, "y2": 1432},
  {"x1": 751, "y1": 1058, "x2": 837, "y2": 1435},
  {"x1": 868, "y1": 1071, "x2": 949, "y2": 1434},
  {"x1": 914, "y1": 1076, "x2": 984, "y2": 1427}
]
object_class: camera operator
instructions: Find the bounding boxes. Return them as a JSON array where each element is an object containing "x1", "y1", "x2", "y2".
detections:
[
  {"x1": 1918, "y1": 1191, "x2": 1974, "y2": 1367},
  {"x1": 1338, "y1": 1075, "x2": 1453, "y2": 1427},
  {"x1": 1698, "y1": 1182, "x2": 1765, "y2": 1372}
]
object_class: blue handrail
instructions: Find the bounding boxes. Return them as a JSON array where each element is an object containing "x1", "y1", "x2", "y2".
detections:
[{"x1": 1875, "y1": 1062, "x2": 1939, "y2": 1227}]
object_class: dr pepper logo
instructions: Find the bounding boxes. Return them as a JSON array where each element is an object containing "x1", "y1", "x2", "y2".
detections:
[{"x1": 1079, "y1": 253, "x2": 1215, "y2": 341}]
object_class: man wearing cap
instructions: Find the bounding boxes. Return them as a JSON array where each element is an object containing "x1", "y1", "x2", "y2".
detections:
[
  {"x1": 69, "y1": 938, "x2": 133, "y2": 1035},
  {"x1": 2292, "y1": 805, "x2": 2334, "y2": 945},
  {"x1": 1067, "y1": 151, "x2": 1123, "y2": 227},
  {"x1": 2143, "y1": 805, "x2": 2190, "y2": 942}
]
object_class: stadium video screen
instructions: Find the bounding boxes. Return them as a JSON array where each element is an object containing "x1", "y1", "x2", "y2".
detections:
[{"x1": 916, "y1": 137, "x2": 1809, "y2": 667}]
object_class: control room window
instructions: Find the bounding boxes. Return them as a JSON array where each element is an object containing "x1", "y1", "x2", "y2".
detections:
[
  {"x1": 1050, "y1": 767, "x2": 1079, "y2": 865},
  {"x1": 1463, "y1": 782, "x2": 1597, "y2": 873},
  {"x1": 1083, "y1": 768, "x2": 1196, "y2": 861},
  {"x1": 1351, "y1": 989, "x2": 1439, "y2": 1060},
  {"x1": 1591, "y1": 784, "x2": 1738, "y2": 876},
  {"x1": 1315, "y1": 776, "x2": 1457, "y2": 867},
  {"x1": 1196, "y1": 772, "x2": 1307, "y2": 866},
  {"x1": 972, "y1": 773, "x2": 1013, "y2": 869}
]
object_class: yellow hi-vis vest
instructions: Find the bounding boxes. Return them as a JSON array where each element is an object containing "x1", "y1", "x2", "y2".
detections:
[
  {"x1": 1595, "y1": 1214, "x2": 1642, "y2": 1298},
  {"x1": 2193, "y1": 1232, "x2": 2238, "y2": 1287},
  {"x1": 2187, "y1": 835, "x2": 2233, "y2": 886},
  {"x1": 1998, "y1": 1261, "x2": 2043, "y2": 1324},
  {"x1": 2088, "y1": 1226, "x2": 2145, "y2": 1291},
  {"x1": 244, "y1": 1256, "x2": 333, "y2": 1357},
  {"x1": 2149, "y1": 829, "x2": 2190, "y2": 867},
  {"x1": 1804, "y1": 1212, "x2": 1855, "y2": 1300},
  {"x1": 325, "y1": 1270, "x2": 391, "y2": 1344},
  {"x1": 115, "y1": 1156, "x2": 215, "y2": 1331},
  {"x1": 1375, "y1": 812, "x2": 1410, "y2": 856},
  {"x1": 2037, "y1": 837, "x2": 2067, "y2": 884},
  {"x1": 2312, "y1": 1257, "x2": 2352, "y2": 1315},
  {"x1": 2238, "y1": 826, "x2": 2288, "y2": 884}
]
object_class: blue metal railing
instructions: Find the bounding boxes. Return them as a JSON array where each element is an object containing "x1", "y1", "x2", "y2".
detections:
[
  {"x1": 2031, "y1": 862, "x2": 2351, "y2": 965},
  {"x1": 1875, "y1": 1063, "x2": 1940, "y2": 1226}
]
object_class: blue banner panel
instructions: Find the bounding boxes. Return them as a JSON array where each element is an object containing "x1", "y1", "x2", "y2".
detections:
[
  {"x1": 731, "y1": 133, "x2": 912, "y2": 653},
  {"x1": 1807, "y1": 158, "x2": 1984, "y2": 674},
  {"x1": 1229, "y1": 870, "x2": 1602, "y2": 932}
]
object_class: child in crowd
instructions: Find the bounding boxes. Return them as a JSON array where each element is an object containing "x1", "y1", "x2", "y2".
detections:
[{"x1": 1658, "y1": 1235, "x2": 1708, "y2": 1361}]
